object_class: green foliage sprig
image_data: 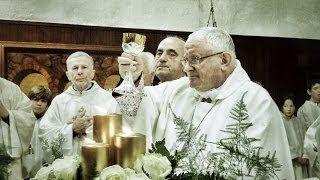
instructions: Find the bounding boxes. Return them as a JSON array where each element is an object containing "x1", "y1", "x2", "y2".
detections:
[
  {"x1": 152, "y1": 92, "x2": 282, "y2": 180},
  {"x1": 0, "y1": 143, "x2": 14, "y2": 179},
  {"x1": 41, "y1": 133, "x2": 66, "y2": 163},
  {"x1": 207, "y1": 92, "x2": 281, "y2": 179}
]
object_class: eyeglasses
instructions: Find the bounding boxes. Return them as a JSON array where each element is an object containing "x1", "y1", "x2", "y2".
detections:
[{"x1": 182, "y1": 51, "x2": 223, "y2": 66}]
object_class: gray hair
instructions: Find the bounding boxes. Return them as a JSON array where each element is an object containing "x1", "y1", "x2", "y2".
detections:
[
  {"x1": 191, "y1": 27, "x2": 236, "y2": 60},
  {"x1": 66, "y1": 51, "x2": 94, "y2": 69}
]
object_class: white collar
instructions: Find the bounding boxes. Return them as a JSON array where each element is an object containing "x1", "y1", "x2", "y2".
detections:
[
  {"x1": 66, "y1": 81, "x2": 98, "y2": 95},
  {"x1": 195, "y1": 86, "x2": 221, "y2": 100}
]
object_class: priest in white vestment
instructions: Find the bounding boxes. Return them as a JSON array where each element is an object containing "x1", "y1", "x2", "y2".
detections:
[
  {"x1": 298, "y1": 81, "x2": 320, "y2": 134},
  {"x1": 121, "y1": 27, "x2": 294, "y2": 179},
  {"x1": 153, "y1": 36, "x2": 186, "y2": 85},
  {"x1": 117, "y1": 36, "x2": 185, "y2": 87},
  {"x1": 298, "y1": 81, "x2": 320, "y2": 177},
  {"x1": 39, "y1": 52, "x2": 119, "y2": 156},
  {"x1": 0, "y1": 77, "x2": 36, "y2": 180},
  {"x1": 116, "y1": 37, "x2": 185, "y2": 127}
]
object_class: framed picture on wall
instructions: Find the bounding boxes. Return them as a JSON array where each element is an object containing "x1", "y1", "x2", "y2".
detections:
[{"x1": 0, "y1": 41, "x2": 122, "y2": 96}]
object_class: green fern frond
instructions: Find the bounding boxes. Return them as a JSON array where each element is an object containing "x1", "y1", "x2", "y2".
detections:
[{"x1": 0, "y1": 144, "x2": 14, "y2": 179}]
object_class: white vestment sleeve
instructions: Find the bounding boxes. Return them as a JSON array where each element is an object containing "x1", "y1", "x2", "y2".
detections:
[
  {"x1": 298, "y1": 101, "x2": 320, "y2": 137},
  {"x1": 282, "y1": 117, "x2": 302, "y2": 159},
  {"x1": 297, "y1": 107, "x2": 310, "y2": 136},
  {"x1": 304, "y1": 116, "x2": 320, "y2": 167},
  {"x1": 62, "y1": 124, "x2": 73, "y2": 153},
  {"x1": 132, "y1": 82, "x2": 170, "y2": 149},
  {"x1": 39, "y1": 97, "x2": 74, "y2": 155},
  {"x1": 244, "y1": 86, "x2": 294, "y2": 179},
  {"x1": 0, "y1": 81, "x2": 35, "y2": 157}
]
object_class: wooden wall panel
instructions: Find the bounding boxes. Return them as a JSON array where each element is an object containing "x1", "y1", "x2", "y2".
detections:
[
  {"x1": 234, "y1": 36, "x2": 320, "y2": 107},
  {"x1": 0, "y1": 20, "x2": 189, "y2": 54}
]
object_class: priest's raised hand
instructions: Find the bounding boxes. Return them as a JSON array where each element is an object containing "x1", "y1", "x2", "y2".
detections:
[{"x1": 117, "y1": 52, "x2": 155, "y2": 86}]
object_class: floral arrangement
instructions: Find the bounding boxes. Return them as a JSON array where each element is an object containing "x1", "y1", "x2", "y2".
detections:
[
  {"x1": 99, "y1": 165, "x2": 150, "y2": 180},
  {"x1": 99, "y1": 92, "x2": 282, "y2": 180},
  {"x1": 0, "y1": 143, "x2": 14, "y2": 179},
  {"x1": 134, "y1": 153, "x2": 172, "y2": 180},
  {"x1": 32, "y1": 155, "x2": 80, "y2": 180},
  {"x1": 97, "y1": 154, "x2": 171, "y2": 180},
  {"x1": 32, "y1": 92, "x2": 282, "y2": 180},
  {"x1": 163, "y1": 92, "x2": 281, "y2": 179},
  {"x1": 40, "y1": 132, "x2": 66, "y2": 164}
]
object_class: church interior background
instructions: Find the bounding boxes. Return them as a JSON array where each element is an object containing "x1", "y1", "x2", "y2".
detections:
[{"x1": 0, "y1": 0, "x2": 319, "y2": 107}]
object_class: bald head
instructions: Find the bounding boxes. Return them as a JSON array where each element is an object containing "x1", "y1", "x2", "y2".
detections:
[
  {"x1": 160, "y1": 37, "x2": 185, "y2": 56},
  {"x1": 154, "y1": 37, "x2": 185, "y2": 83}
]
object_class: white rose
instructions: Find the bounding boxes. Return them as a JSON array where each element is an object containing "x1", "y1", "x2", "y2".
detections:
[
  {"x1": 32, "y1": 166, "x2": 52, "y2": 180},
  {"x1": 33, "y1": 156, "x2": 80, "y2": 180},
  {"x1": 51, "y1": 156, "x2": 80, "y2": 179},
  {"x1": 124, "y1": 167, "x2": 136, "y2": 175},
  {"x1": 127, "y1": 173, "x2": 151, "y2": 180},
  {"x1": 134, "y1": 153, "x2": 172, "y2": 180},
  {"x1": 124, "y1": 168, "x2": 150, "y2": 180},
  {"x1": 99, "y1": 165, "x2": 127, "y2": 180}
]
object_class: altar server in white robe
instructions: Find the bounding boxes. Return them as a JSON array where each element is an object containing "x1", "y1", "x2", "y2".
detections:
[
  {"x1": 120, "y1": 27, "x2": 294, "y2": 179},
  {"x1": 39, "y1": 51, "x2": 118, "y2": 156},
  {"x1": 281, "y1": 96, "x2": 308, "y2": 179},
  {"x1": 0, "y1": 77, "x2": 36, "y2": 180},
  {"x1": 22, "y1": 85, "x2": 52, "y2": 178},
  {"x1": 304, "y1": 115, "x2": 320, "y2": 178},
  {"x1": 297, "y1": 80, "x2": 320, "y2": 177},
  {"x1": 298, "y1": 80, "x2": 320, "y2": 135},
  {"x1": 301, "y1": 80, "x2": 320, "y2": 177}
]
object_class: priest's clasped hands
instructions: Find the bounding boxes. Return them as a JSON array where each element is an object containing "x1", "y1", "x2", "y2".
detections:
[{"x1": 70, "y1": 107, "x2": 93, "y2": 137}]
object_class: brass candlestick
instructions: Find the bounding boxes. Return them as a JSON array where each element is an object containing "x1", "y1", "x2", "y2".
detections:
[
  {"x1": 81, "y1": 142, "x2": 109, "y2": 179},
  {"x1": 114, "y1": 133, "x2": 146, "y2": 168}
]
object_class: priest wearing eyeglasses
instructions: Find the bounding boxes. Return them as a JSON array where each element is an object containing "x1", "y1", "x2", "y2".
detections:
[{"x1": 120, "y1": 27, "x2": 294, "y2": 179}]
